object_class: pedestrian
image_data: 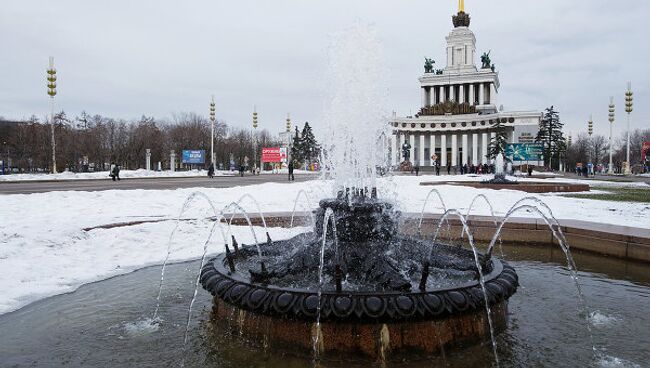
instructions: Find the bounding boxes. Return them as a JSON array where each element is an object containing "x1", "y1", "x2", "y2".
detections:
[
  {"x1": 288, "y1": 161, "x2": 295, "y2": 181},
  {"x1": 109, "y1": 162, "x2": 116, "y2": 181},
  {"x1": 527, "y1": 166, "x2": 533, "y2": 176},
  {"x1": 239, "y1": 163, "x2": 245, "y2": 177},
  {"x1": 447, "y1": 165, "x2": 451, "y2": 175},
  {"x1": 112, "y1": 164, "x2": 120, "y2": 181},
  {"x1": 414, "y1": 165, "x2": 420, "y2": 176},
  {"x1": 435, "y1": 161, "x2": 440, "y2": 176},
  {"x1": 208, "y1": 163, "x2": 215, "y2": 178}
]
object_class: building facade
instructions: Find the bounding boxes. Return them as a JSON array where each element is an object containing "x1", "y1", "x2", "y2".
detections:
[{"x1": 390, "y1": 3, "x2": 541, "y2": 168}]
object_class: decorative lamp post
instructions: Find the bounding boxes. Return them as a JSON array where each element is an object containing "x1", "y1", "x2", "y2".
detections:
[
  {"x1": 624, "y1": 82, "x2": 633, "y2": 174},
  {"x1": 608, "y1": 97, "x2": 615, "y2": 174},
  {"x1": 286, "y1": 113, "x2": 292, "y2": 165},
  {"x1": 47, "y1": 57, "x2": 58, "y2": 173},
  {"x1": 209, "y1": 96, "x2": 216, "y2": 168},
  {"x1": 587, "y1": 115, "x2": 594, "y2": 175},
  {"x1": 252, "y1": 107, "x2": 258, "y2": 173}
]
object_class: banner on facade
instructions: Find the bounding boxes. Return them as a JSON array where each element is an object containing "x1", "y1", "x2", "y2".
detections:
[
  {"x1": 182, "y1": 150, "x2": 205, "y2": 164},
  {"x1": 505, "y1": 143, "x2": 543, "y2": 162},
  {"x1": 262, "y1": 147, "x2": 283, "y2": 163}
]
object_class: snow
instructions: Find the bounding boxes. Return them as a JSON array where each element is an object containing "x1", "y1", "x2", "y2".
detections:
[
  {"x1": 0, "y1": 174, "x2": 648, "y2": 315},
  {"x1": 0, "y1": 169, "x2": 234, "y2": 182}
]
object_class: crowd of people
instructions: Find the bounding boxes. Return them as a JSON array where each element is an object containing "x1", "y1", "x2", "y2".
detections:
[{"x1": 411, "y1": 162, "x2": 499, "y2": 176}]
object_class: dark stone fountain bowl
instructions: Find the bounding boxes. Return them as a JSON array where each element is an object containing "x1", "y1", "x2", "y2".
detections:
[{"x1": 200, "y1": 192, "x2": 518, "y2": 359}]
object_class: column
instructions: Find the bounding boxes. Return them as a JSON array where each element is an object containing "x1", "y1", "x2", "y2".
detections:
[
  {"x1": 429, "y1": 134, "x2": 436, "y2": 166},
  {"x1": 490, "y1": 83, "x2": 497, "y2": 107},
  {"x1": 440, "y1": 134, "x2": 447, "y2": 167},
  {"x1": 469, "y1": 84, "x2": 475, "y2": 105},
  {"x1": 479, "y1": 83, "x2": 485, "y2": 105},
  {"x1": 461, "y1": 134, "x2": 468, "y2": 166},
  {"x1": 451, "y1": 134, "x2": 458, "y2": 167},
  {"x1": 481, "y1": 133, "x2": 488, "y2": 164},
  {"x1": 489, "y1": 132, "x2": 496, "y2": 162},
  {"x1": 410, "y1": 134, "x2": 416, "y2": 162},
  {"x1": 419, "y1": 134, "x2": 425, "y2": 167},
  {"x1": 440, "y1": 86, "x2": 446, "y2": 102},
  {"x1": 391, "y1": 134, "x2": 398, "y2": 166},
  {"x1": 421, "y1": 88, "x2": 427, "y2": 107},
  {"x1": 450, "y1": 85, "x2": 455, "y2": 102},
  {"x1": 400, "y1": 133, "x2": 406, "y2": 162},
  {"x1": 459, "y1": 84, "x2": 465, "y2": 103},
  {"x1": 472, "y1": 133, "x2": 478, "y2": 165},
  {"x1": 170, "y1": 150, "x2": 176, "y2": 172}
]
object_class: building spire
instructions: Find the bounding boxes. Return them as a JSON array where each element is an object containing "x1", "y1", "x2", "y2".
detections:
[{"x1": 452, "y1": 0, "x2": 470, "y2": 27}]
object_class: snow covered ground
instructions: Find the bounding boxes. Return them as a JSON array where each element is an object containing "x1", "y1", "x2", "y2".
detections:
[
  {"x1": 0, "y1": 169, "x2": 234, "y2": 181},
  {"x1": 0, "y1": 174, "x2": 648, "y2": 315}
]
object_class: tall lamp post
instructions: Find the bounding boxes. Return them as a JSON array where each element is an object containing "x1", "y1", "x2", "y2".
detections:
[
  {"x1": 286, "y1": 113, "x2": 292, "y2": 166},
  {"x1": 608, "y1": 97, "x2": 615, "y2": 174},
  {"x1": 624, "y1": 82, "x2": 634, "y2": 175},
  {"x1": 47, "y1": 57, "x2": 58, "y2": 173},
  {"x1": 587, "y1": 115, "x2": 594, "y2": 175},
  {"x1": 209, "y1": 96, "x2": 216, "y2": 168},
  {"x1": 252, "y1": 107, "x2": 258, "y2": 174}
]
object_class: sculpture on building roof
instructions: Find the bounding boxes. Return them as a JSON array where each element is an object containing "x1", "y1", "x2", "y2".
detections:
[
  {"x1": 452, "y1": 0, "x2": 470, "y2": 27},
  {"x1": 424, "y1": 58, "x2": 435, "y2": 73},
  {"x1": 481, "y1": 51, "x2": 492, "y2": 69}
]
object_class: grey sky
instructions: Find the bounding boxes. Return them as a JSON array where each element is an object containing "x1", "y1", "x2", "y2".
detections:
[{"x1": 0, "y1": 0, "x2": 647, "y2": 140}]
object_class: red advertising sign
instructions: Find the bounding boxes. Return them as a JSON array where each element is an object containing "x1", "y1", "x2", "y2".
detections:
[
  {"x1": 262, "y1": 147, "x2": 282, "y2": 163},
  {"x1": 643, "y1": 141, "x2": 650, "y2": 163}
]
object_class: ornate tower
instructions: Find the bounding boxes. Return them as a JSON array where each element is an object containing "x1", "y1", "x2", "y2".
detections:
[{"x1": 446, "y1": 1, "x2": 476, "y2": 72}]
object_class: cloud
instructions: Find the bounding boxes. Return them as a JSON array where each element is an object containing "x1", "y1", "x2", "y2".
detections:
[{"x1": 0, "y1": 0, "x2": 647, "y2": 139}]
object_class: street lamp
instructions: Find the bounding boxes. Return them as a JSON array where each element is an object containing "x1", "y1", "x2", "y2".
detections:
[
  {"x1": 624, "y1": 82, "x2": 634, "y2": 175},
  {"x1": 587, "y1": 115, "x2": 594, "y2": 175},
  {"x1": 209, "y1": 96, "x2": 216, "y2": 167},
  {"x1": 608, "y1": 97, "x2": 615, "y2": 174},
  {"x1": 252, "y1": 107, "x2": 258, "y2": 174},
  {"x1": 286, "y1": 113, "x2": 292, "y2": 165},
  {"x1": 46, "y1": 57, "x2": 58, "y2": 174}
]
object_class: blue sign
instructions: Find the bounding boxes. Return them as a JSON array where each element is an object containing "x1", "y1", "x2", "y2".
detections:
[
  {"x1": 182, "y1": 150, "x2": 205, "y2": 164},
  {"x1": 505, "y1": 144, "x2": 543, "y2": 162}
]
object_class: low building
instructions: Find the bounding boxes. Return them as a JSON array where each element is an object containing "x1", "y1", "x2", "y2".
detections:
[{"x1": 390, "y1": 2, "x2": 541, "y2": 168}]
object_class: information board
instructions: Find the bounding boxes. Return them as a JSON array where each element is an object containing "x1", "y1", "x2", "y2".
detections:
[
  {"x1": 182, "y1": 150, "x2": 205, "y2": 164},
  {"x1": 262, "y1": 147, "x2": 282, "y2": 163},
  {"x1": 505, "y1": 143, "x2": 543, "y2": 162}
]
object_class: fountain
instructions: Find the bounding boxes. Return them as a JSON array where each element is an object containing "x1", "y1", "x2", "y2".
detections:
[
  {"x1": 200, "y1": 188, "x2": 518, "y2": 359},
  {"x1": 482, "y1": 153, "x2": 518, "y2": 185},
  {"x1": 199, "y1": 24, "x2": 518, "y2": 361}
]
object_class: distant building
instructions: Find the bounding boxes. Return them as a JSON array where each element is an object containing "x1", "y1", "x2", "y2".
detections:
[{"x1": 390, "y1": 3, "x2": 541, "y2": 168}]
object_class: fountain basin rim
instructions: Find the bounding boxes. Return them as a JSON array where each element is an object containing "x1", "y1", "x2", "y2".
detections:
[{"x1": 200, "y1": 241, "x2": 518, "y2": 322}]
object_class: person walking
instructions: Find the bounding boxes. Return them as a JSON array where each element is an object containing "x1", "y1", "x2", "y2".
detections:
[
  {"x1": 414, "y1": 165, "x2": 420, "y2": 176},
  {"x1": 435, "y1": 161, "x2": 440, "y2": 176},
  {"x1": 112, "y1": 164, "x2": 120, "y2": 181},
  {"x1": 208, "y1": 163, "x2": 215, "y2": 179},
  {"x1": 447, "y1": 165, "x2": 451, "y2": 175},
  {"x1": 109, "y1": 162, "x2": 116, "y2": 181},
  {"x1": 239, "y1": 163, "x2": 245, "y2": 177},
  {"x1": 288, "y1": 161, "x2": 295, "y2": 181}
]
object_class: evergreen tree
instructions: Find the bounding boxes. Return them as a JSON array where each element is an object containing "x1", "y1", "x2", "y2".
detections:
[
  {"x1": 290, "y1": 126, "x2": 303, "y2": 164},
  {"x1": 299, "y1": 122, "x2": 320, "y2": 164},
  {"x1": 535, "y1": 106, "x2": 566, "y2": 169},
  {"x1": 487, "y1": 119, "x2": 508, "y2": 160}
]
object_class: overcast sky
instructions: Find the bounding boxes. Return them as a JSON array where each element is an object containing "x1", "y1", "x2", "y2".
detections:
[{"x1": 0, "y1": 0, "x2": 647, "y2": 139}]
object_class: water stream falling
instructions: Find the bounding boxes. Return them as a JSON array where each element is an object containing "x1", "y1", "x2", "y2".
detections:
[
  {"x1": 464, "y1": 194, "x2": 503, "y2": 256},
  {"x1": 426, "y1": 209, "x2": 501, "y2": 367},
  {"x1": 484, "y1": 204, "x2": 597, "y2": 357},
  {"x1": 228, "y1": 194, "x2": 270, "y2": 240},
  {"x1": 153, "y1": 191, "x2": 220, "y2": 320},
  {"x1": 290, "y1": 189, "x2": 316, "y2": 228},
  {"x1": 313, "y1": 208, "x2": 338, "y2": 361}
]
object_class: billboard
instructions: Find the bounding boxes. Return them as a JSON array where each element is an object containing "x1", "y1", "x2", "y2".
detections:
[
  {"x1": 643, "y1": 141, "x2": 650, "y2": 163},
  {"x1": 182, "y1": 150, "x2": 205, "y2": 164},
  {"x1": 262, "y1": 147, "x2": 283, "y2": 163},
  {"x1": 505, "y1": 143, "x2": 543, "y2": 162}
]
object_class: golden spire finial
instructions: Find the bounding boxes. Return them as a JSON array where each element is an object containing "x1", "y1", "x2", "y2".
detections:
[{"x1": 459, "y1": 0, "x2": 464, "y2": 12}]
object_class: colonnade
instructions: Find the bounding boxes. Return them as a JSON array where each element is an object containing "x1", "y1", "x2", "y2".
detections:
[
  {"x1": 421, "y1": 82, "x2": 497, "y2": 107},
  {"x1": 392, "y1": 131, "x2": 497, "y2": 167}
]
